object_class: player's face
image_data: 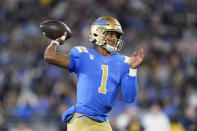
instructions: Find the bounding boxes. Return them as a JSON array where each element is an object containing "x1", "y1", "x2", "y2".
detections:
[{"x1": 104, "y1": 31, "x2": 119, "y2": 47}]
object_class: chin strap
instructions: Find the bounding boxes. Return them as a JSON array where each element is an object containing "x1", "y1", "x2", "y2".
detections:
[{"x1": 104, "y1": 44, "x2": 117, "y2": 52}]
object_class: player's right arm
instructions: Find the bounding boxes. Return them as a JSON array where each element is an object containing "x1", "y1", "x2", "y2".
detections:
[
  {"x1": 44, "y1": 42, "x2": 70, "y2": 68},
  {"x1": 44, "y1": 33, "x2": 70, "y2": 68}
]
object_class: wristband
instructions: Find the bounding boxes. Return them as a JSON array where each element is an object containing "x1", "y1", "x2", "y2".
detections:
[
  {"x1": 51, "y1": 40, "x2": 59, "y2": 46},
  {"x1": 129, "y1": 68, "x2": 137, "y2": 76},
  {"x1": 61, "y1": 35, "x2": 66, "y2": 41}
]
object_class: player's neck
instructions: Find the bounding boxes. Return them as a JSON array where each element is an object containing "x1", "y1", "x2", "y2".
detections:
[{"x1": 95, "y1": 46, "x2": 111, "y2": 57}]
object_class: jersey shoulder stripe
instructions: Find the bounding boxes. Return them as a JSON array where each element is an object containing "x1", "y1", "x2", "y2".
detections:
[
  {"x1": 124, "y1": 56, "x2": 130, "y2": 64},
  {"x1": 75, "y1": 46, "x2": 88, "y2": 53}
]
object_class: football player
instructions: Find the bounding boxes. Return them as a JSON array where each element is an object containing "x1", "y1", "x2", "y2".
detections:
[{"x1": 44, "y1": 16, "x2": 144, "y2": 131}]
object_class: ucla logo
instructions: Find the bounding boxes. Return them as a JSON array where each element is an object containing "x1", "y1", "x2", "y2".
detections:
[
  {"x1": 93, "y1": 18, "x2": 108, "y2": 26},
  {"x1": 89, "y1": 54, "x2": 94, "y2": 60},
  {"x1": 115, "y1": 26, "x2": 121, "y2": 30}
]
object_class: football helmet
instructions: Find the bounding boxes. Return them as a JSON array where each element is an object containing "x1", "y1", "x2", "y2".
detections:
[{"x1": 89, "y1": 16, "x2": 124, "y2": 52}]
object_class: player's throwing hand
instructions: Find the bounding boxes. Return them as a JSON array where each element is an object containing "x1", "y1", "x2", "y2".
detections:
[{"x1": 55, "y1": 32, "x2": 68, "y2": 45}]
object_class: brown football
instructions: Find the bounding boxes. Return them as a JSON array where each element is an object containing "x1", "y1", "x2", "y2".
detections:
[{"x1": 40, "y1": 20, "x2": 72, "y2": 40}]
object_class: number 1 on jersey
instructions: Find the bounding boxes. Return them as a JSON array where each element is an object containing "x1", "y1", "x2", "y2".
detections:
[{"x1": 98, "y1": 65, "x2": 108, "y2": 94}]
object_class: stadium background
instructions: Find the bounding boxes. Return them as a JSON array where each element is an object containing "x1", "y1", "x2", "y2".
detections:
[{"x1": 0, "y1": 0, "x2": 197, "y2": 130}]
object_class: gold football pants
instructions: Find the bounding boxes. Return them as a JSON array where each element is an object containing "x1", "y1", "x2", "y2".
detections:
[{"x1": 67, "y1": 113, "x2": 112, "y2": 131}]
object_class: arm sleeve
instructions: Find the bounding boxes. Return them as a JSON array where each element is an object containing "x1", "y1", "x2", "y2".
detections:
[
  {"x1": 120, "y1": 69, "x2": 138, "y2": 103},
  {"x1": 67, "y1": 47, "x2": 80, "y2": 73}
]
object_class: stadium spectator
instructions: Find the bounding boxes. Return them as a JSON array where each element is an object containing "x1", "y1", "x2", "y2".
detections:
[{"x1": 142, "y1": 103, "x2": 171, "y2": 131}]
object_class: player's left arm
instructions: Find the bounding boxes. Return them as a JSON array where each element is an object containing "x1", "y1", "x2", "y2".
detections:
[
  {"x1": 120, "y1": 49, "x2": 144, "y2": 103},
  {"x1": 130, "y1": 49, "x2": 144, "y2": 69},
  {"x1": 120, "y1": 72, "x2": 138, "y2": 103}
]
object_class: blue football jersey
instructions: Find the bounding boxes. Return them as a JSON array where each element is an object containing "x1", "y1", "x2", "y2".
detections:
[{"x1": 62, "y1": 46, "x2": 138, "y2": 122}]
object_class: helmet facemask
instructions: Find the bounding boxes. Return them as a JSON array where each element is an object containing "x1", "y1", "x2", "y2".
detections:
[{"x1": 102, "y1": 31, "x2": 123, "y2": 52}]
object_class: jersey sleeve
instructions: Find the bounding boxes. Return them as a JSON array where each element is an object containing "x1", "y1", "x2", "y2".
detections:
[
  {"x1": 67, "y1": 47, "x2": 80, "y2": 73},
  {"x1": 120, "y1": 56, "x2": 138, "y2": 103},
  {"x1": 67, "y1": 46, "x2": 89, "y2": 73}
]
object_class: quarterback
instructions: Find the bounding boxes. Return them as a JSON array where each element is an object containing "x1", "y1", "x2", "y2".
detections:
[{"x1": 44, "y1": 16, "x2": 144, "y2": 131}]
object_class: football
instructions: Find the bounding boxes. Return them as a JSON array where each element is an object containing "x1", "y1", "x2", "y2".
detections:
[{"x1": 40, "y1": 20, "x2": 72, "y2": 40}]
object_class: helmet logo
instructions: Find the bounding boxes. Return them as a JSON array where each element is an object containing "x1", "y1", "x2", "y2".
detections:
[
  {"x1": 115, "y1": 26, "x2": 121, "y2": 30},
  {"x1": 93, "y1": 18, "x2": 109, "y2": 26}
]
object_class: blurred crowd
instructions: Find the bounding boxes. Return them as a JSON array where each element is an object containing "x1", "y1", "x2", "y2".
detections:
[{"x1": 0, "y1": 0, "x2": 197, "y2": 130}]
